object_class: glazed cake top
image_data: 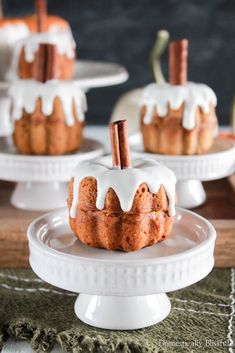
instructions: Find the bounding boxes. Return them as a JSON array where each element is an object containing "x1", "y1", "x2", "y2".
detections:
[
  {"x1": 0, "y1": 20, "x2": 29, "y2": 43},
  {"x1": 141, "y1": 82, "x2": 217, "y2": 130},
  {"x1": 0, "y1": 21, "x2": 30, "y2": 80},
  {"x1": 19, "y1": 29, "x2": 75, "y2": 61},
  {"x1": 9, "y1": 79, "x2": 87, "y2": 126},
  {"x1": 7, "y1": 28, "x2": 75, "y2": 80},
  {"x1": 70, "y1": 158, "x2": 177, "y2": 218}
]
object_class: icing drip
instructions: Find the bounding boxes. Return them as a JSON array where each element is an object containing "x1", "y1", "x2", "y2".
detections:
[
  {"x1": 0, "y1": 23, "x2": 29, "y2": 42},
  {"x1": 7, "y1": 29, "x2": 76, "y2": 80},
  {"x1": 9, "y1": 80, "x2": 87, "y2": 126},
  {"x1": 21, "y1": 30, "x2": 75, "y2": 61},
  {"x1": 70, "y1": 158, "x2": 176, "y2": 218},
  {"x1": 49, "y1": 24, "x2": 75, "y2": 42},
  {"x1": 0, "y1": 23, "x2": 29, "y2": 80},
  {"x1": 141, "y1": 82, "x2": 217, "y2": 130}
]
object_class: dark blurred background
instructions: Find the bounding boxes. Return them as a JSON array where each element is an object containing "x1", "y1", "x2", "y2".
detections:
[{"x1": 4, "y1": 0, "x2": 235, "y2": 125}]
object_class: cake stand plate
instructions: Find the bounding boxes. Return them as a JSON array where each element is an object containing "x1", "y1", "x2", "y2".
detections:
[
  {"x1": 0, "y1": 137, "x2": 104, "y2": 211},
  {"x1": 73, "y1": 60, "x2": 128, "y2": 88},
  {"x1": 132, "y1": 137, "x2": 235, "y2": 208},
  {"x1": 0, "y1": 60, "x2": 128, "y2": 137},
  {"x1": 28, "y1": 207, "x2": 216, "y2": 330},
  {"x1": 0, "y1": 60, "x2": 128, "y2": 91}
]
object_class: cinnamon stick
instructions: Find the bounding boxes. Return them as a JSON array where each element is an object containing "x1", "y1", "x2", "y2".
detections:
[
  {"x1": 35, "y1": 44, "x2": 46, "y2": 82},
  {"x1": 35, "y1": 0, "x2": 47, "y2": 32},
  {"x1": 110, "y1": 120, "x2": 131, "y2": 169},
  {"x1": 169, "y1": 39, "x2": 188, "y2": 85},
  {"x1": 117, "y1": 120, "x2": 131, "y2": 168},
  {"x1": 109, "y1": 122, "x2": 121, "y2": 168},
  {"x1": 46, "y1": 44, "x2": 59, "y2": 80},
  {"x1": 35, "y1": 43, "x2": 58, "y2": 82}
]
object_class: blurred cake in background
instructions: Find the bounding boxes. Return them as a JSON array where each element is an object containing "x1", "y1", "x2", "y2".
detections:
[
  {"x1": 9, "y1": 44, "x2": 86, "y2": 155},
  {"x1": 14, "y1": 30, "x2": 75, "y2": 79},
  {"x1": 0, "y1": 18, "x2": 29, "y2": 80},
  {"x1": 8, "y1": 0, "x2": 76, "y2": 80},
  {"x1": 10, "y1": 79, "x2": 86, "y2": 155},
  {"x1": 141, "y1": 38, "x2": 218, "y2": 155}
]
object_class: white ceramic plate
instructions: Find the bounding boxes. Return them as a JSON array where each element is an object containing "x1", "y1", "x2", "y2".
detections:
[
  {"x1": 73, "y1": 60, "x2": 128, "y2": 88},
  {"x1": 131, "y1": 137, "x2": 235, "y2": 208},
  {"x1": 0, "y1": 60, "x2": 128, "y2": 91},
  {"x1": 0, "y1": 137, "x2": 104, "y2": 211},
  {"x1": 28, "y1": 207, "x2": 216, "y2": 295},
  {"x1": 0, "y1": 137, "x2": 104, "y2": 182},
  {"x1": 132, "y1": 137, "x2": 235, "y2": 181},
  {"x1": 28, "y1": 207, "x2": 216, "y2": 329}
]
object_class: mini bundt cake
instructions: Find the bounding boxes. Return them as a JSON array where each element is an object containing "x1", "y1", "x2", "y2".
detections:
[
  {"x1": 9, "y1": 79, "x2": 87, "y2": 155},
  {"x1": 68, "y1": 120, "x2": 176, "y2": 252},
  {"x1": 141, "y1": 39, "x2": 218, "y2": 155},
  {"x1": 24, "y1": 0, "x2": 72, "y2": 34},
  {"x1": 8, "y1": 0, "x2": 75, "y2": 80},
  {"x1": 0, "y1": 18, "x2": 29, "y2": 80},
  {"x1": 9, "y1": 30, "x2": 75, "y2": 80}
]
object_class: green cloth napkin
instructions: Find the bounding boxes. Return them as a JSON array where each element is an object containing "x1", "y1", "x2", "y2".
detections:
[{"x1": 0, "y1": 268, "x2": 234, "y2": 353}]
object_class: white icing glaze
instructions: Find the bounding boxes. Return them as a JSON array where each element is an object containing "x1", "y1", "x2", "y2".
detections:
[
  {"x1": 141, "y1": 82, "x2": 217, "y2": 130},
  {"x1": 8, "y1": 79, "x2": 87, "y2": 126},
  {"x1": 0, "y1": 23, "x2": 29, "y2": 80},
  {"x1": 0, "y1": 23, "x2": 29, "y2": 43},
  {"x1": 7, "y1": 28, "x2": 76, "y2": 80},
  {"x1": 70, "y1": 158, "x2": 176, "y2": 218},
  {"x1": 23, "y1": 29, "x2": 75, "y2": 61},
  {"x1": 49, "y1": 24, "x2": 67, "y2": 33},
  {"x1": 48, "y1": 24, "x2": 75, "y2": 41}
]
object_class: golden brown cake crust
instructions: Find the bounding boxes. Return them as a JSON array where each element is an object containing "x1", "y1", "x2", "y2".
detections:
[
  {"x1": 18, "y1": 48, "x2": 74, "y2": 80},
  {"x1": 68, "y1": 177, "x2": 174, "y2": 252},
  {"x1": 0, "y1": 18, "x2": 26, "y2": 27},
  {"x1": 13, "y1": 97, "x2": 84, "y2": 155},
  {"x1": 19, "y1": 15, "x2": 75, "y2": 79},
  {"x1": 141, "y1": 104, "x2": 217, "y2": 155}
]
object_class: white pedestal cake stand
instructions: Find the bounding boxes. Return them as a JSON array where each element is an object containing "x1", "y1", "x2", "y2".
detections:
[
  {"x1": 133, "y1": 137, "x2": 235, "y2": 208},
  {"x1": 0, "y1": 95, "x2": 11, "y2": 137},
  {"x1": 0, "y1": 60, "x2": 128, "y2": 136},
  {"x1": 73, "y1": 60, "x2": 128, "y2": 88},
  {"x1": 0, "y1": 137, "x2": 103, "y2": 211},
  {"x1": 28, "y1": 207, "x2": 216, "y2": 330}
]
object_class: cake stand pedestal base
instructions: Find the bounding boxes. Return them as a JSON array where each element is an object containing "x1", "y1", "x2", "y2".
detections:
[
  {"x1": 176, "y1": 180, "x2": 206, "y2": 209},
  {"x1": 0, "y1": 137, "x2": 104, "y2": 211},
  {"x1": 75, "y1": 293, "x2": 171, "y2": 330},
  {"x1": 133, "y1": 137, "x2": 235, "y2": 209},
  {"x1": 11, "y1": 182, "x2": 68, "y2": 211},
  {"x1": 28, "y1": 208, "x2": 216, "y2": 331}
]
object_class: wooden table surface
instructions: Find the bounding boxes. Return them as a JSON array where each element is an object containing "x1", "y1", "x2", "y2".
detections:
[{"x1": 0, "y1": 176, "x2": 234, "y2": 268}]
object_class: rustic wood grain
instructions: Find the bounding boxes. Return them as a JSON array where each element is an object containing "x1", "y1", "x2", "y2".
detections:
[
  {"x1": 194, "y1": 177, "x2": 235, "y2": 267},
  {"x1": 212, "y1": 219, "x2": 235, "y2": 268},
  {"x1": 195, "y1": 178, "x2": 235, "y2": 219},
  {"x1": 0, "y1": 178, "x2": 234, "y2": 268},
  {"x1": 228, "y1": 174, "x2": 235, "y2": 192},
  {"x1": 0, "y1": 181, "x2": 42, "y2": 268}
]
